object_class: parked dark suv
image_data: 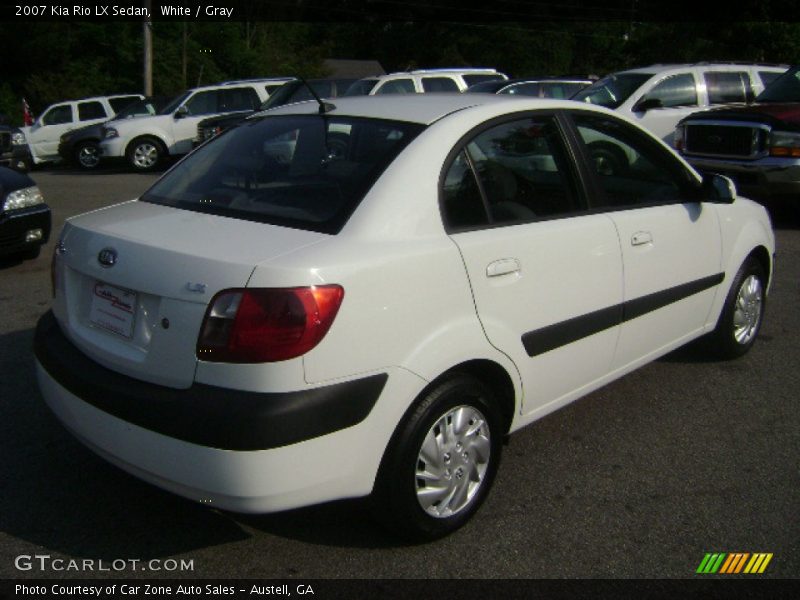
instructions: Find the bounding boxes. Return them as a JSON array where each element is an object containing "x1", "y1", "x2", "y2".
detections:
[
  {"x1": 0, "y1": 115, "x2": 33, "y2": 172},
  {"x1": 58, "y1": 96, "x2": 170, "y2": 169},
  {"x1": 675, "y1": 65, "x2": 800, "y2": 206},
  {"x1": 195, "y1": 78, "x2": 355, "y2": 145}
]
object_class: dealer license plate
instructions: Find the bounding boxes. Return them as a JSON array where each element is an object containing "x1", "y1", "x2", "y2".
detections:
[{"x1": 89, "y1": 282, "x2": 137, "y2": 338}]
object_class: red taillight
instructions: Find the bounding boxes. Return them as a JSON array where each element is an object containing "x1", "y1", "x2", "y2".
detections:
[{"x1": 197, "y1": 286, "x2": 344, "y2": 363}]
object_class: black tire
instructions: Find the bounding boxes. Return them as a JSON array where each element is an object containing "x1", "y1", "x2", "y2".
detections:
[
  {"x1": 75, "y1": 141, "x2": 101, "y2": 170},
  {"x1": 371, "y1": 373, "x2": 503, "y2": 542},
  {"x1": 587, "y1": 142, "x2": 628, "y2": 177},
  {"x1": 126, "y1": 136, "x2": 164, "y2": 172},
  {"x1": 706, "y1": 257, "x2": 766, "y2": 359}
]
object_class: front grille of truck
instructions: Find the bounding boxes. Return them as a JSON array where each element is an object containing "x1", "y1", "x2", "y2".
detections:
[{"x1": 683, "y1": 122, "x2": 769, "y2": 159}]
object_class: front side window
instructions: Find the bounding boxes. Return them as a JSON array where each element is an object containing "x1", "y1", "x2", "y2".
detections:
[
  {"x1": 422, "y1": 77, "x2": 460, "y2": 92},
  {"x1": 78, "y1": 101, "x2": 107, "y2": 121},
  {"x1": 646, "y1": 73, "x2": 698, "y2": 108},
  {"x1": 374, "y1": 79, "x2": 416, "y2": 95},
  {"x1": 705, "y1": 71, "x2": 751, "y2": 104},
  {"x1": 142, "y1": 115, "x2": 424, "y2": 234},
  {"x1": 442, "y1": 115, "x2": 580, "y2": 230},
  {"x1": 41, "y1": 105, "x2": 73, "y2": 126},
  {"x1": 183, "y1": 90, "x2": 218, "y2": 115},
  {"x1": 572, "y1": 113, "x2": 696, "y2": 209}
]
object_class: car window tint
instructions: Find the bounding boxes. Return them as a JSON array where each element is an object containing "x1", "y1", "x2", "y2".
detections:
[
  {"x1": 442, "y1": 150, "x2": 490, "y2": 229},
  {"x1": 41, "y1": 105, "x2": 73, "y2": 125},
  {"x1": 109, "y1": 96, "x2": 141, "y2": 113},
  {"x1": 444, "y1": 116, "x2": 579, "y2": 228},
  {"x1": 647, "y1": 73, "x2": 697, "y2": 107},
  {"x1": 77, "y1": 101, "x2": 107, "y2": 121},
  {"x1": 422, "y1": 77, "x2": 460, "y2": 92},
  {"x1": 704, "y1": 71, "x2": 751, "y2": 104},
  {"x1": 184, "y1": 90, "x2": 219, "y2": 115},
  {"x1": 758, "y1": 70, "x2": 783, "y2": 89},
  {"x1": 573, "y1": 113, "x2": 692, "y2": 209},
  {"x1": 462, "y1": 74, "x2": 503, "y2": 86},
  {"x1": 142, "y1": 116, "x2": 424, "y2": 234},
  {"x1": 220, "y1": 87, "x2": 261, "y2": 111},
  {"x1": 502, "y1": 83, "x2": 541, "y2": 97},
  {"x1": 374, "y1": 79, "x2": 416, "y2": 94}
]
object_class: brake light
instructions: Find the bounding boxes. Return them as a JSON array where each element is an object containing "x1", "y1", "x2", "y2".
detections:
[{"x1": 197, "y1": 286, "x2": 344, "y2": 363}]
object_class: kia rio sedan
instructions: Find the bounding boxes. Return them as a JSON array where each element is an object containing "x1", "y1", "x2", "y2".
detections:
[{"x1": 35, "y1": 94, "x2": 774, "y2": 540}]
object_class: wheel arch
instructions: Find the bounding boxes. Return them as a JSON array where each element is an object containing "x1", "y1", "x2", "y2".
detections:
[{"x1": 125, "y1": 133, "x2": 169, "y2": 157}]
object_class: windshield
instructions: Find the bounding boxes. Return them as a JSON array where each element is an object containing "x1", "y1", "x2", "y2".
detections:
[
  {"x1": 141, "y1": 115, "x2": 424, "y2": 234},
  {"x1": 343, "y1": 79, "x2": 379, "y2": 96},
  {"x1": 159, "y1": 92, "x2": 191, "y2": 115},
  {"x1": 464, "y1": 81, "x2": 505, "y2": 94},
  {"x1": 572, "y1": 73, "x2": 652, "y2": 109},
  {"x1": 113, "y1": 97, "x2": 170, "y2": 120},
  {"x1": 756, "y1": 67, "x2": 800, "y2": 103}
]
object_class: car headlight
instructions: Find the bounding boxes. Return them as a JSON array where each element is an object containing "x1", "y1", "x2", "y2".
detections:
[
  {"x1": 104, "y1": 128, "x2": 119, "y2": 139},
  {"x1": 769, "y1": 131, "x2": 800, "y2": 157},
  {"x1": 2, "y1": 186, "x2": 44, "y2": 211},
  {"x1": 11, "y1": 131, "x2": 26, "y2": 145}
]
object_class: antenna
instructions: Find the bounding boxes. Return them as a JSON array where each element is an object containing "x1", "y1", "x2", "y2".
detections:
[{"x1": 298, "y1": 77, "x2": 335, "y2": 114}]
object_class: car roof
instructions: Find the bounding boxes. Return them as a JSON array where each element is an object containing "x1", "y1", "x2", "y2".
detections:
[
  {"x1": 255, "y1": 93, "x2": 594, "y2": 126},
  {"x1": 617, "y1": 63, "x2": 788, "y2": 76}
]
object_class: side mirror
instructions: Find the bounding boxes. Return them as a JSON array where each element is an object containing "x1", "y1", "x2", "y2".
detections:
[
  {"x1": 632, "y1": 97, "x2": 663, "y2": 113},
  {"x1": 703, "y1": 172, "x2": 737, "y2": 204},
  {"x1": 174, "y1": 105, "x2": 189, "y2": 119}
]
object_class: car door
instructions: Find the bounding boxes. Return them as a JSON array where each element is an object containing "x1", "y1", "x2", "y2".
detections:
[
  {"x1": 629, "y1": 71, "x2": 700, "y2": 146},
  {"x1": 442, "y1": 113, "x2": 624, "y2": 416},
  {"x1": 567, "y1": 111, "x2": 723, "y2": 371},
  {"x1": 28, "y1": 103, "x2": 76, "y2": 161}
]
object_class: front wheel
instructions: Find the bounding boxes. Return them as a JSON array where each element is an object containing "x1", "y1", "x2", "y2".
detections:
[
  {"x1": 75, "y1": 141, "x2": 101, "y2": 169},
  {"x1": 371, "y1": 373, "x2": 503, "y2": 541},
  {"x1": 126, "y1": 137, "x2": 164, "y2": 171},
  {"x1": 706, "y1": 257, "x2": 766, "y2": 359}
]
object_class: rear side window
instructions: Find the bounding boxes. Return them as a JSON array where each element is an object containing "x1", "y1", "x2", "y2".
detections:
[
  {"x1": 219, "y1": 87, "x2": 261, "y2": 111},
  {"x1": 184, "y1": 90, "x2": 219, "y2": 115},
  {"x1": 374, "y1": 79, "x2": 416, "y2": 94},
  {"x1": 647, "y1": 73, "x2": 697, "y2": 107},
  {"x1": 442, "y1": 115, "x2": 580, "y2": 230},
  {"x1": 705, "y1": 71, "x2": 751, "y2": 104},
  {"x1": 462, "y1": 74, "x2": 503, "y2": 86},
  {"x1": 758, "y1": 70, "x2": 783, "y2": 88},
  {"x1": 78, "y1": 101, "x2": 107, "y2": 121},
  {"x1": 422, "y1": 77, "x2": 460, "y2": 92},
  {"x1": 142, "y1": 115, "x2": 424, "y2": 234}
]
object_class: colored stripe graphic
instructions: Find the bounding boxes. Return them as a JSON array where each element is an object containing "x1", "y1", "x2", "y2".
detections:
[{"x1": 697, "y1": 552, "x2": 773, "y2": 574}]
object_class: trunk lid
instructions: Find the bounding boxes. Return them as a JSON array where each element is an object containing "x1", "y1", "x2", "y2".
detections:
[{"x1": 53, "y1": 200, "x2": 327, "y2": 388}]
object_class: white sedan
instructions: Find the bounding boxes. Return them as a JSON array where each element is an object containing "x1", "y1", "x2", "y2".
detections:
[{"x1": 35, "y1": 94, "x2": 774, "y2": 541}]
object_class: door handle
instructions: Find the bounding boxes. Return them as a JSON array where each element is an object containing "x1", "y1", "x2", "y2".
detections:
[
  {"x1": 486, "y1": 258, "x2": 521, "y2": 278},
  {"x1": 631, "y1": 231, "x2": 653, "y2": 246}
]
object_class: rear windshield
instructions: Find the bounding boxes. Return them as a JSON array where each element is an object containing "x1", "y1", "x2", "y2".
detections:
[
  {"x1": 572, "y1": 73, "x2": 652, "y2": 109},
  {"x1": 462, "y1": 74, "x2": 504, "y2": 86},
  {"x1": 343, "y1": 79, "x2": 379, "y2": 96},
  {"x1": 141, "y1": 115, "x2": 424, "y2": 234}
]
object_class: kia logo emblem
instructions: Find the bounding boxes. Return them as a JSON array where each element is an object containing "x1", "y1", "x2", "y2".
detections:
[{"x1": 98, "y1": 247, "x2": 118, "y2": 268}]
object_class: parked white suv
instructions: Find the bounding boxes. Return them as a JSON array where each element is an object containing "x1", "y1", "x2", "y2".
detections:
[
  {"x1": 99, "y1": 79, "x2": 291, "y2": 170},
  {"x1": 344, "y1": 68, "x2": 507, "y2": 95},
  {"x1": 573, "y1": 63, "x2": 787, "y2": 146},
  {"x1": 21, "y1": 95, "x2": 143, "y2": 165}
]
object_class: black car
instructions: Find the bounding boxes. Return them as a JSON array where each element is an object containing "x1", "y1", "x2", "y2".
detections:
[
  {"x1": 0, "y1": 115, "x2": 33, "y2": 172},
  {"x1": 58, "y1": 96, "x2": 170, "y2": 169},
  {"x1": 195, "y1": 78, "x2": 356, "y2": 145},
  {"x1": 464, "y1": 76, "x2": 595, "y2": 99},
  {"x1": 0, "y1": 167, "x2": 50, "y2": 259}
]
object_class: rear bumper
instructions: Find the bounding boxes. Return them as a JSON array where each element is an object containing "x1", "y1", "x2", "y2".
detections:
[
  {"x1": 34, "y1": 310, "x2": 416, "y2": 513},
  {"x1": 685, "y1": 155, "x2": 800, "y2": 201},
  {"x1": 0, "y1": 205, "x2": 51, "y2": 256}
]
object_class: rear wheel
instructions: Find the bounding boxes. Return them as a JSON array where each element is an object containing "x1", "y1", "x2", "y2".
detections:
[
  {"x1": 126, "y1": 137, "x2": 164, "y2": 171},
  {"x1": 707, "y1": 257, "x2": 766, "y2": 359},
  {"x1": 372, "y1": 373, "x2": 503, "y2": 541}
]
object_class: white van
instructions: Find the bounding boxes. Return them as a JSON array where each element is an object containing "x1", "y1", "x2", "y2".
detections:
[{"x1": 572, "y1": 63, "x2": 787, "y2": 146}]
